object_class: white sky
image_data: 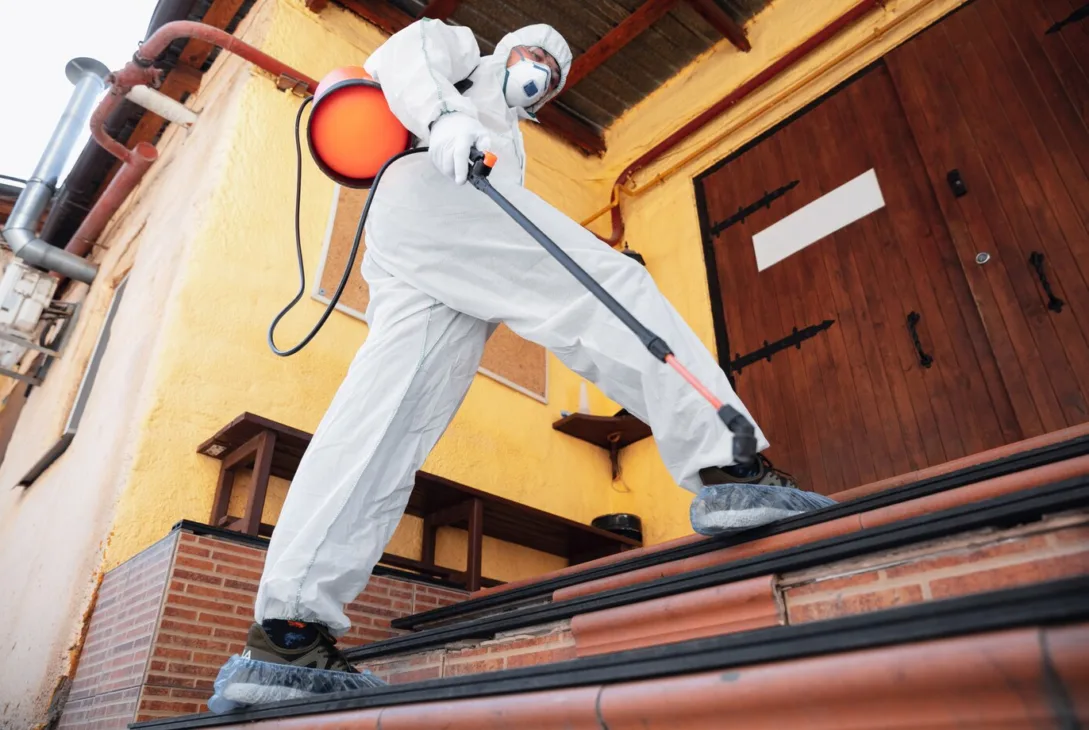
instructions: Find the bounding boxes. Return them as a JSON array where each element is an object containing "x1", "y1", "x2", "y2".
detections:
[{"x1": 0, "y1": 0, "x2": 159, "y2": 183}]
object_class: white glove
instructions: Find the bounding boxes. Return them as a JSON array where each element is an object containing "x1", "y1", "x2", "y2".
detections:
[{"x1": 428, "y1": 113, "x2": 491, "y2": 185}]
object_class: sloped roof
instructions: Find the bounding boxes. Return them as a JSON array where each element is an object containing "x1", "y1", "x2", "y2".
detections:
[
  {"x1": 388, "y1": 0, "x2": 768, "y2": 129},
  {"x1": 335, "y1": 0, "x2": 768, "y2": 153}
]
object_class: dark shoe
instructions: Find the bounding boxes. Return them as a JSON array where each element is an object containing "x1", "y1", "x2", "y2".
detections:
[
  {"x1": 242, "y1": 620, "x2": 357, "y2": 673},
  {"x1": 692, "y1": 456, "x2": 836, "y2": 535},
  {"x1": 699, "y1": 454, "x2": 798, "y2": 489},
  {"x1": 209, "y1": 621, "x2": 385, "y2": 712}
]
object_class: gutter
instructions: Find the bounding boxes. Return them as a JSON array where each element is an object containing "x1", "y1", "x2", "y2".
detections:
[{"x1": 0, "y1": 181, "x2": 25, "y2": 199}]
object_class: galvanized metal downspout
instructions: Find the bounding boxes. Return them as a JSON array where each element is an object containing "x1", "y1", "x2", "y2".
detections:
[{"x1": 0, "y1": 58, "x2": 108, "y2": 283}]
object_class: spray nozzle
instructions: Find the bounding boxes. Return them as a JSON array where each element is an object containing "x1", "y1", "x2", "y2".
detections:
[
  {"x1": 718, "y1": 404, "x2": 757, "y2": 464},
  {"x1": 468, "y1": 147, "x2": 496, "y2": 186}
]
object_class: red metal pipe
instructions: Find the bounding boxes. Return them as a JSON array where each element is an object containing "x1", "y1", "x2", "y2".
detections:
[
  {"x1": 69, "y1": 21, "x2": 319, "y2": 265},
  {"x1": 90, "y1": 91, "x2": 143, "y2": 165},
  {"x1": 598, "y1": 0, "x2": 882, "y2": 245},
  {"x1": 93, "y1": 21, "x2": 319, "y2": 166},
  {"x1": 135, "y1": 21, "x2": 319, "y2": 92},
  {"x1": 65, "y1": 142, "x2": 158, "y2": 257}
]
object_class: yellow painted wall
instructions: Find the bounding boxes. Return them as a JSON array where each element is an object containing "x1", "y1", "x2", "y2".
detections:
[
  {"x1": 597, "y1": 0, "x2": 969, "y2": 546},
  {"x1": 105, "y1": 0, "x2": 622, "y2": 581}
]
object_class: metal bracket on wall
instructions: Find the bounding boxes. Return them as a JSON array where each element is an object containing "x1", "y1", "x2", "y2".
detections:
[
  {"x1": 710, "y1": 180, "x2": 800, "y2": 235},
  {"x1": 0, "y1": 302, "x2": 82, "y2": 387},
  {"x1": 276, "y1": 73, "x2": 311, "y2": 97},
  {"x1": 0, "y1": 367, "x2": 42, "y2": 386},
  {"x1": 728, "y1": 319, "x2": 835, "y2": 375}
]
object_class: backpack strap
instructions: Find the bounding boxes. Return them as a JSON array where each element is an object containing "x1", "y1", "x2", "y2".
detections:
[{"x1": 453, "y1": 65, "x2": 478, "y2": 94}]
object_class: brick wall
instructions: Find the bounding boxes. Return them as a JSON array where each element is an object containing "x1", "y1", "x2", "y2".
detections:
[
  {"x1": 365, "y1": 622, "x2": 576, "y2": 684},
  {"x1": 59, "y1": 533, "x2": 176, "y2": 730},
  {"x1": 138, "y1": 533, "x2": 267, "y2": 721},
  {"x1": 781, "y1": 514, "x2": 1089, "y2": 623},
  {"x1": 135, "y1": 531, "x2": 466, "y2": 723},
  {"x1": 58, "y1": 525, "x2": 467, "y2": 729}
]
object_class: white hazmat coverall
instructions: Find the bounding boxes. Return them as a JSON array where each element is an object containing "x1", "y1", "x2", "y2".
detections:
[{"x1": 255, "y1": 20, "x2": 770, "y2": 635}]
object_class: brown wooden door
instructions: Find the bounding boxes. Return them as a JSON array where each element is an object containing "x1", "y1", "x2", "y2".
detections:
[
  {"x1": 698, "y1": 63, "x2": 1020, "y2": 496},
  {"x1": 886, "y1": 0, "x2": 1089, "y2": 438},
  {"x1": 696, "y1": 0, "x2": 1089, "y2": 496}
]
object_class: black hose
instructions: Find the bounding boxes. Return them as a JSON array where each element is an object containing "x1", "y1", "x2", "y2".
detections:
[{"x1": 267, "y1": 96, "x2": 425, "y2": 356}]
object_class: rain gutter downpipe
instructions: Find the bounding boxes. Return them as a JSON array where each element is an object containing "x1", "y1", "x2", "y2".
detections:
[
  {"x1": 0, "y1": 58, "x2": 109, "y2": 283},
  {"x1": 64, "y1": 21, "x2": 318, "y2": 262},
  {"x1": 592, "y1": 0, "x2": 884, "y2": 246}
]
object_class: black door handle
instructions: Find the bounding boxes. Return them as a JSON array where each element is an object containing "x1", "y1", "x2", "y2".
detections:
[
  {"x1": 907, "y1": 311, "x2": 933, "y2": 369},
  {"x1": 1029, "y1": 252, "x2": 1064, "y2": 313}
]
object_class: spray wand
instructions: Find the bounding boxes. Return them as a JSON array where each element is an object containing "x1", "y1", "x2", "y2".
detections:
[{"x1": 466, "y1": 149, "x2": 757, "y2": 465}]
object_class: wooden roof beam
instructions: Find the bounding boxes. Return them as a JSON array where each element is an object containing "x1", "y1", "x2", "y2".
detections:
[
  {"x1": 179, "y1": 0, "x2": 252, "y2": 67},
  {"x1": 684, "y1": 0, "x2": 751, "y2": 52},
  {"x1": 337, "y1": 0, "x2": 605, "y2": 154},
  {"x1": 419, "y1": 0, "x2": 463, "y2": 20},
  {"x1": 564, "y1": 0, "x2": 683, "y2": 89},
  {"x1": 337, "y1": 0, "x2": 413, "y2": 35}
]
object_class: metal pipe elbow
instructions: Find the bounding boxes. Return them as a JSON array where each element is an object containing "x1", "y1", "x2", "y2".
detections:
[{"x1": 2, "y1": 226, "x2": 99, "y2": 284}]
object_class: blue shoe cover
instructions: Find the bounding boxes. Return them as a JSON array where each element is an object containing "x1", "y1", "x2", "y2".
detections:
[
  {"x1": 208, "y1": 655, "x2": 386, "y2": 714},
  {"x1": 690, "y1": 482, "x2": 837, "y2": 536}
]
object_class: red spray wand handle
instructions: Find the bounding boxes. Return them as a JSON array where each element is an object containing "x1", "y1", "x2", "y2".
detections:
[
  {"x1": 468, "y1": 148, "x2": 757, "y2": 463},
  {"x1": 666, "y1": 355, "x2": 757, "y2": 461}
]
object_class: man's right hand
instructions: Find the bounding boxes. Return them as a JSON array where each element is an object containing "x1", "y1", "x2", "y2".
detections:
[{"x1": 428, "y1": 113, "x2": 492, "y2": 185}]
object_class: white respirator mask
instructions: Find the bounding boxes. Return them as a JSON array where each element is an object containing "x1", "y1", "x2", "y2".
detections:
[{"x1": 503, "y1": 55, "x2": 552, "y2": 109}]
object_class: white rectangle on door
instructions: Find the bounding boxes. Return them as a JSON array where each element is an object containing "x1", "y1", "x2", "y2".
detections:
[{"x1": 752, "y1": 168, "x2": 885, "y2": 272}]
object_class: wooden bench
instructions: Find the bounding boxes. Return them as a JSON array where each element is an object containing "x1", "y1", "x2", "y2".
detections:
[{"x1": 197, "y1": 413, "x2": 642, "y2": 591}]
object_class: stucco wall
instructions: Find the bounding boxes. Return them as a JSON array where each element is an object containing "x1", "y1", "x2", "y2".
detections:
[{"x1": 599, "y1": 0, "x2": 969, "y2": 545}]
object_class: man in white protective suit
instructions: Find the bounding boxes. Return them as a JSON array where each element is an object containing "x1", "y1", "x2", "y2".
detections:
[{"x1": 240, "y1": 19, "x2": 836, "y2": 678}]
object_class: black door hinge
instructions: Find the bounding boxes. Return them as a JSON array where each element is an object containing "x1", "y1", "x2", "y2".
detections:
[
  {"x1": 711, "y1": 180, "x2": 800, "y2": 236},
  {"x1": 1029, "y1": 251, "x2": 1065, "y2": 313},
  {"x1": 1046, "y1": 2, "x2": 1088, "y2": 34},
  {"x1": 728, "y1": 319, "x2": 835, "y2": 374}
]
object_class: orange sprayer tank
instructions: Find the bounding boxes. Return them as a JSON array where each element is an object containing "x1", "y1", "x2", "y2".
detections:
[{"x1": 306, "y1": 66, "x2": 413, "y2": 188}]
